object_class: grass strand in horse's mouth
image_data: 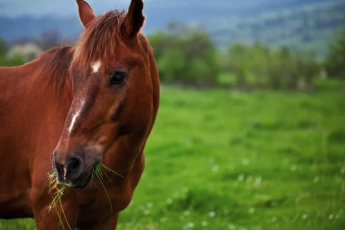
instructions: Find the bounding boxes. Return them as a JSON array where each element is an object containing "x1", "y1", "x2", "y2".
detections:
[
  {"x1": 90, "y1": 163, "x2": 124, "y2": 213},
  {"x1": 47, "y1": 172, "x2": 70, "y2": 230},
  {"x1": 47, "y1": 163, "x2": 124, "y2": 215},
  {"x1": 48, "y1": 172, "x2": 65, "y2": 209}
]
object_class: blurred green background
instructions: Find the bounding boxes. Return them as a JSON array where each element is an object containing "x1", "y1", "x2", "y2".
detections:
[{"x1": 1, "y1": 0, "x2": 345, "y2": 229}]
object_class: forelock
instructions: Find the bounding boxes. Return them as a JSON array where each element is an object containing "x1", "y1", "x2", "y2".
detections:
[{"x1": 73, "y1": 10, "x2": 126, "y2": 66}]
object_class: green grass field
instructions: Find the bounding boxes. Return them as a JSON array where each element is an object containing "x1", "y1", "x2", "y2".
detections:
[{"x1": 1, "y1": 80, "x2": 344, "y2": 230}]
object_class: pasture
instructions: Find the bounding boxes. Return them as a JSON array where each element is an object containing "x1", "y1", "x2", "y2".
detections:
[{"x1": 1, "y1": 80, "x2": 344, "y2": 230}]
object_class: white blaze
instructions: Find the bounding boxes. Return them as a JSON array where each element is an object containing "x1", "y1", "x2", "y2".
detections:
[
  {"x1": 68, "y1": 100, "x2": 85, "y2": 135},
  {"x1": 91, "y1": 60, "x2": 102, "y2": 73}
]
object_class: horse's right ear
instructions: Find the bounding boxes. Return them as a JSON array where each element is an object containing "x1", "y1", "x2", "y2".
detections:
[
  {"x1": 76, "y1": 0, "x2": 96, "y2": 27},
  {"x1": 122, "y1": 0, "x2": 145, "y2": 38}
]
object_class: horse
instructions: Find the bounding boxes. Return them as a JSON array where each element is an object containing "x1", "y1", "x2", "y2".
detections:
[{"x1": 0, "y1": 0, "x2": 160, "y2": 229}]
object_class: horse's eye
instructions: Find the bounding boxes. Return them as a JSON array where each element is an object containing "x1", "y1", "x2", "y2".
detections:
[{"x1": 110, "y1": 72, "x2": 126, "y2": 85}]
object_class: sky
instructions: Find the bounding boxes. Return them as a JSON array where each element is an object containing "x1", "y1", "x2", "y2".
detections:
[
  {"x1": 1, "y1": 0, "x2": 236, "y2": 18},
  {"x1": 0, "y1": 0, "x2": 155, "y2": 18}
]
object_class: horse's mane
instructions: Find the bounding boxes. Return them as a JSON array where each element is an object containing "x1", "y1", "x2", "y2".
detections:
[
  {"x1": 73, "y1": 10, "x2": 126, "y2": 66},
  {"x1": 43, "y1": 46, "x2": 74, "y2": 97}
]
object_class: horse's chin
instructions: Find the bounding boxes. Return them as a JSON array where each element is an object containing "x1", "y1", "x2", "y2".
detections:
[
  {"x1": 57, "y1": 168, "x2": 93, "y2": 189},
  {"x1": 72, "y1": 171, "x2": 93, "y2": 189}
]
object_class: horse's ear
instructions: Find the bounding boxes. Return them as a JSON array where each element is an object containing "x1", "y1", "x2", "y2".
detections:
[
  {"x1": 122, "y1": 0, "x2": 145, "y2": 38},
  {"x1": 76, "y1": 0, "x2": 96, "y2": 27}
]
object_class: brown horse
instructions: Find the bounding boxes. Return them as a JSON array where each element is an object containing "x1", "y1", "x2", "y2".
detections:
[{"x1": 0, "y1": 0, "x2": 159, "y2": 229}]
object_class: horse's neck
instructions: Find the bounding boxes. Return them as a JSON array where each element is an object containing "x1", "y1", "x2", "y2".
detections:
[{"x1": 0, "y1": 48, "x2": 74, "y2": 181}]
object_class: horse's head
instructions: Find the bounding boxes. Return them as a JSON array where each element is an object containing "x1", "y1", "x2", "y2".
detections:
[{"x1": 52, "y1": 0, "x2": 159, "y2": 188}]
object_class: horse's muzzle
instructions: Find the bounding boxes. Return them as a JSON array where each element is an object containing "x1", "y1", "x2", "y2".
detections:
[{"x1": 52, "y1": 150, "x2": 92, "y2": 189}]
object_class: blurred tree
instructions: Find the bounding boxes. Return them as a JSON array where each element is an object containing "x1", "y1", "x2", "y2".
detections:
[
  {"x1": 226, "y1": 42, "x2": 319, "y2": 90},
  {"x1": 227, "y1": 43, "x2": 250, "y2": 88},
  {"x1": 0, "y1": 37, "x2": 25, "y2": 67},
  {"x1": 324, "y1": 29, "x2": 345, "y2": 79},
  {"x1": 0, "y1": 38, "x2": 7, "y2": 65},
  {"x1": 157, "y1": 49, "x2": 186, "y2": 83},
  {"x1": 0, "y1": 38, "x2": 7, "y2": 55},
  {"x1": 148, "y1": 23, "x2": 220, "y2": 87},
  {"x1": 148, "y1": 32, "x2": 169, "y2": 61},
  {"x1": 148, "y1": 20, "x2": 322, "y2": 90}
]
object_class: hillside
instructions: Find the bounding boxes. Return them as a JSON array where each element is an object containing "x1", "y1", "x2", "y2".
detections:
[
  {"x1": 0, "y1": 0, "x2": 344, "y2": 54},
  {"x1": 207, "y1": 0, "x2": 345, "y2": 53}
]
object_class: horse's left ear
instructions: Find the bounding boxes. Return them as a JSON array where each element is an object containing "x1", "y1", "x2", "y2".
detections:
[
  {"x1": 76, "y1": 0, "x2": 96, "y2": 27},
  {"x1": 122, "y1": 0, "x2": 145, "y2": 38}
]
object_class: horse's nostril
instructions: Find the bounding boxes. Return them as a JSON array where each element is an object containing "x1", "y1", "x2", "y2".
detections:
[
  {"x1": 53, "y1": 159, "x2": 64, "y2": 179},
  {"x1": 65, "y1": 157, "x2": 84, "y2": 180},
  {"x1": 53, "y1": 153, "x2": 85, "y2": 184},
  {"x1": 68, "y1": 158, "x2": 80, "y2": 170}
]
